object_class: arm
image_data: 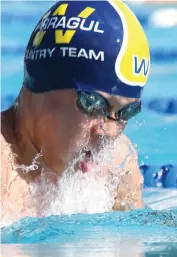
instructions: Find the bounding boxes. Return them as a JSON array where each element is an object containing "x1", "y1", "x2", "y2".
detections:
[{"x1": 112, "y1": 135, "x2": 144, "y2": 211}]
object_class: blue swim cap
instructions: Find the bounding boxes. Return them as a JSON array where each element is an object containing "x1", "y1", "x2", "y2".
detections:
[{"x1": 24, "y1": 0, "x2": 150, "y2": 98}]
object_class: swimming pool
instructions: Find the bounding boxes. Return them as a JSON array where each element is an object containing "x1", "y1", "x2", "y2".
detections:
[{"x1": 1, "y1": 1, "x2": 177, "y2": 256}]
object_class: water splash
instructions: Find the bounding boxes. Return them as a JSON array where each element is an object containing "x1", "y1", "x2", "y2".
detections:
[
  {"x1": 14, "y1": 153, "x2": 42, "y2": 174},
  {"x1": 26, "y1": 135, "x2": 136, "y2": 218},
  {"x1": 2, "y1": 133, "x2": 137, "y2": 227}
]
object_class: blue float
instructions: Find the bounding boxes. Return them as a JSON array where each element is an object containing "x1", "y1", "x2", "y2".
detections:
[
  {"x1": 140, "y1": 164, "x2": 177, "y2": 188},
  {"x1": 147, "y1": 98, "x2": 177, "y2": 115}
]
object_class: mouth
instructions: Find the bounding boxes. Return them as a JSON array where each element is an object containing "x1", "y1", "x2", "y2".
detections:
[{"x1": 79, "y1": 149, "x2": 95, "y2": 173}]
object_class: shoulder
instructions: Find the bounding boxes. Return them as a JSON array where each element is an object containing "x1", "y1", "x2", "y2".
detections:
[
  {"x1": 1, "y1": 133, "x2": 16, "y2": 186},
  {"x1": 1, "y1": 107, "x2": 18, "y2": 177},
  {"x1": 118, "y1": 134, "x2": 144, "y2": 191},
  {"x1": 113, "y1": 134, "x2": 144, "y2": 210},
  {"x1": 113, "y1": 133, "x2": 138, "y2": 166},
  {"x1": 119, "y1": 133, "x2": 137, "y2": 153},
  {"x1": 113, "y1": 133, "x2": 143, "y2": 184},
  {"x1": 1, "y1": 133, "x2": 10, "y2": 164},
  {"x1": 1, "y1": 134, "x2": 10, "y2": 176}
]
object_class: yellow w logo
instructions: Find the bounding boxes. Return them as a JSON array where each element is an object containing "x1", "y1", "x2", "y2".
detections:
[{"x1": 33, "y1": 4, "x2": 95, "y2": 46}]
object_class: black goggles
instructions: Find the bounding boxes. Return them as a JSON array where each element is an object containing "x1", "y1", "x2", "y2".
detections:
[{"x1": 76, "y1": 90, "x2": 141, "y2": 122}]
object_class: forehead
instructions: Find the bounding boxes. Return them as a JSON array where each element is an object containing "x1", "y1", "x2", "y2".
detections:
[{"x1": 96, "y1": 91, "x2": 139, "y2": 109}]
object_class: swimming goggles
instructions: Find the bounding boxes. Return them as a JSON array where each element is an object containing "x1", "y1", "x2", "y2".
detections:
[{"x1": 76, "y1": 89, "x2": 141, "y2": 122}]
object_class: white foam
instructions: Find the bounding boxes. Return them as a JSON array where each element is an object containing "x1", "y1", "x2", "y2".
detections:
[{"x1": 24, "y1": 136, "x2": 135, "y2": 218}]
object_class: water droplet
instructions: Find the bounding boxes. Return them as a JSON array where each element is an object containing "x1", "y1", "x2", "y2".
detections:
[
  {"x1": 121, "y1": 200, "x2": 126, "y2": 207},
  {"x1": 135, "y1": 120, "x2": 145, "y2": 127}
]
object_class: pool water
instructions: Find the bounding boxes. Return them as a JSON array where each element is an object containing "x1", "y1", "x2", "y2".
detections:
[
  {"x1": 1, "y1": 200, "x2": 177, "y2": 256},
  {"x1": 1, "y1": 1, "x2": 177, "y2": 256}
]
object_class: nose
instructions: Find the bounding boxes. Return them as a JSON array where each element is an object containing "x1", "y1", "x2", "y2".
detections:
[{"x1": 91, "y1": 118, "x2": 126, "y2": 138}]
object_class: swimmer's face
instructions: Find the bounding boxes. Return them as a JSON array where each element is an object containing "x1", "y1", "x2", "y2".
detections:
[{"x1": 32, "y1": 89, "x2": 138, "y2": 174}]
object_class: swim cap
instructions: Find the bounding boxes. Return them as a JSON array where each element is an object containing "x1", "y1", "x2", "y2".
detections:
[{"x1": 24, "y1": 0, "x2": 150, "y2": 98}]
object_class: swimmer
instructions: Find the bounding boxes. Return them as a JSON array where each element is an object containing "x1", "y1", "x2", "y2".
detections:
[{"x1": 1, "y1": 0, "x2": 150, "y2": 223}]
